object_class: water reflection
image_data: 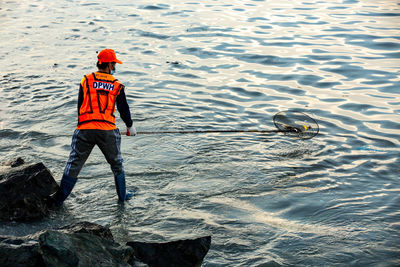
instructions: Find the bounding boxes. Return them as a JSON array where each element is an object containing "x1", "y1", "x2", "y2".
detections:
[{"x1": 1, "y1": 0, "x2": 400, "y2": 265}]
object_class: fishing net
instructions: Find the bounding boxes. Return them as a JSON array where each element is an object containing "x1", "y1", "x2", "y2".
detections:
[{"x1": 273, "y1": 110, "x2": 319, "y2": 139}]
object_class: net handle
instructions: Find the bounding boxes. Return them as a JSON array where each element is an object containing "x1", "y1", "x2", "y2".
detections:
[
  {"x1": 123, "y1": 110, "x2": 319, "y2": 139},
  {"x1": 135, "y1": 129, "x2": 286, "y2": 134}
]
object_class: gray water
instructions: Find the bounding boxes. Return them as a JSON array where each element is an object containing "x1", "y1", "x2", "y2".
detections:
[{"x1": 1, "y1": 0, "x2": 400, "y2": 266}]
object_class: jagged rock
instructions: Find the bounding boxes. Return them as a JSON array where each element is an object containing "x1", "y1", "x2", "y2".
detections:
[
  {"x1": 0, "y1": 235, "x2": 43, "y2": 267},
  {"x1": 1, "y1": 157, "x2": 25, "y2": 168},
  {"x1": 256, "y1": 261, "x2": 282, "y2": 267},
  {"x1": 0, "y1": 222, "x2": 116, "y2": 266},
  {"x1": 38, "y1": 230, "x2": 134, "y2": 267},
  {"x1": 0, "y1": 158, "x2": 213, "y2": 265},
  {"x1": 0, "y1": 222, "x2": 211, "y2": 267},
  {"x1": 58, "y1": 221, "x2": 115, "y2": 241},
  {"x1": 0, "y1": 221, "x2": 212, "y2": 267},
  {"x1": 0, "y1": 162, "x2": 59, "y2": 221},
  {"x1": 127, "y1": 236, "x2": 211, "y2": 267}
]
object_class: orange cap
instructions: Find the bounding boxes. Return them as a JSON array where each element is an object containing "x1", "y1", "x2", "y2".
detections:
[{"x1": 97, "y1": 49, "x2": 123, "y2": 64}]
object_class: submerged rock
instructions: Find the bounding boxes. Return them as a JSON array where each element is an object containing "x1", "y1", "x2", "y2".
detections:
[
  {"x1": 256, "y1": 261, "x2": 282, "y2": 267},
  {"x1": 0, "y1": 221, "x2": 212, "y2": 267},
  {"x1": 39, "y1": 230, "x2": 134, "y2": 266},
  {"x1": 1, "y1": 157, "x2": 25, "y2": 168},
  {"x1": 0, "y1": 162, "x2": 59, "y2": 221},
  {"x1": 127, "y1": 236, "x2": 212, "y2": 267}
]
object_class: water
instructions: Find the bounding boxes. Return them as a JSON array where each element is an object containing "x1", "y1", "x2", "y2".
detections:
[{"x1": 1, "y1": 0, "x2": 400, "y2": 266}]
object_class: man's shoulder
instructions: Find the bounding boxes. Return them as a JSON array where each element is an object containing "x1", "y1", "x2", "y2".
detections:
[
  {"x1": 93, "y1": 72, "x2": 123, "y2": 84},
  {"x1": 83, "y1": 72, "x2": 95, "y2": 79},
  {"x1": 81, "y1": 72, "x2": 93, "y2": 81}
]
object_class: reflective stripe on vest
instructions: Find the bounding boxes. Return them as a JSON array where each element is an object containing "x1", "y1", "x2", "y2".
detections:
[{"x1": 78, "y1": 72, "x2": 123, "y2": 127}]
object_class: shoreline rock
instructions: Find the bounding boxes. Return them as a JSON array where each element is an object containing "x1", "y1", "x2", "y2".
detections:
[
  {"x1": 0, "y1": 161, "x2": 59, "y2": 222},
  {"x1": 127, "y1": 236, "x2": 211, "y2": 267},
  {"x1": 39, "y1": 230, "x2": 134, "y2": 266},
  {"x1": 0, "y1": 221, "x2": 211, "y2": 267},
  {"x1": 1, "y1": 157, "x2": 25, "y2": 168},
  {"x1": 0, "y1": 159, "x2": 211, "y2": 266}
]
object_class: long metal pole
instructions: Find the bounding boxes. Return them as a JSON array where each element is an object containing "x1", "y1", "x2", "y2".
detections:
[{"x1": 127, "y1": 129, "x2": 290, "y2": 135}]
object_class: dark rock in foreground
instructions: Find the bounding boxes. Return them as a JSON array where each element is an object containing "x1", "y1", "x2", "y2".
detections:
[
  {"x1": 0, "y1": 159, "x2": 211, "y2": 266},
  {"x1": 0, "y1": 221, "x2": 114, "y2": 267},
  {"x1": 0, "y1": 235, "x2": 44, "y2": 267},
  {"x1": 0, "y1": 221, "x2": 211, "y2": 267},
  {"x1": 0, "y1": 162, "x2": 59, "y2": 221},
  {"x1": 127, "y1": 236, "x2": 211, "y2": 267},
  {"x1": 39, "y1": 230, "x2": 134, "y2": 266},
  {"x1": 57, "y1": 221, "x2": 115, "y2": 242}
]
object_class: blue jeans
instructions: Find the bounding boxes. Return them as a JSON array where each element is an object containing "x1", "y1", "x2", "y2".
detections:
[{"x1": 64, "y1": 129, "x2": 124, "y2": 178}]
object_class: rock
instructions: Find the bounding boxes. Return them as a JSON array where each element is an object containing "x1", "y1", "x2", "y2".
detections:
[
  {"x1": 0, "y1": 221, "x2": 212, "y2": 267},
  {"x1": 1, "y1": 157, "x2": 25, "y2": 168},
  {"x1": 58, "y1": 221, "x2": 115, "y2": 242},
  {"x1": 256, "y1": 261, "x2": 282, "y2": 267},
  {"x1": 0, "y1": 222, "x2": 117, "y2": 266},
  {"x1": 0, "y1": 235, "x2": 43, "y2": 267},
  {"x1": 127, "y1": 236, "x2": 211, "y2": 267},
  {"x1": 0, "y1": 157, "x2": 213, "y2": 264},
  {"x1": 38, "y1": 230, "x2": 134, "y2": 267},
  {"x1": 0, "y1": 162, "x2": 59, "y2": 221}
]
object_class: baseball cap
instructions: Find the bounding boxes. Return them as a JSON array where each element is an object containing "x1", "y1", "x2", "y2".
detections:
[{"x1": 97, "y1": 49, "x2": 123, "y2": 64}]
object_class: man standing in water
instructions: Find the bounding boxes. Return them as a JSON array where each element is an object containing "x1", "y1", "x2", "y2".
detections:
[{"x1": 51, "y1": 48, "x2": 136, "y2": 206}]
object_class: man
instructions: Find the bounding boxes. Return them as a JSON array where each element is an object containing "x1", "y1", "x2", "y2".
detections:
[{"x1": 51, "y1": 49, "x2": 136, "y2": 206}]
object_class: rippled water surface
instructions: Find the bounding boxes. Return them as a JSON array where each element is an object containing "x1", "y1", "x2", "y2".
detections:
[{"x1": 1, "y1": 0, "x2": 400, "y2": 266}]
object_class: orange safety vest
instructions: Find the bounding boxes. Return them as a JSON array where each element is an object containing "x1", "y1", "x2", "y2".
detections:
[{"x1": 77, "y1": 72, "x2": 124, "y2": 130}]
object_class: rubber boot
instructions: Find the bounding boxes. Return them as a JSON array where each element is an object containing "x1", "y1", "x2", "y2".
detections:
[
  {"x1": 52, "y1": 174, "x2": 77, "y2": 206},
  {"x1": 114, "y1": 172, "x2": 133, "y2": 201}
]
